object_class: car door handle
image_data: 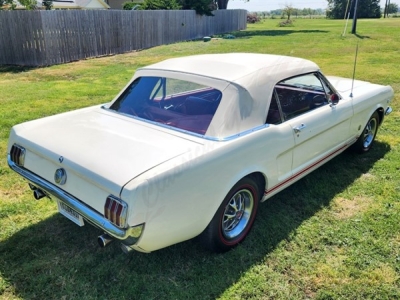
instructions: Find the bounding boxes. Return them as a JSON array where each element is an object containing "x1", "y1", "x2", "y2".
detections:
[{"x1": 293, "y1": 123, "x2": 306, "y2": 133}]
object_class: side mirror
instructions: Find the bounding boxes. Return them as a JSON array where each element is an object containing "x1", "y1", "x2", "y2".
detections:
[{"x1": 329, "y1": 93, "x2": 340, "y2": 105}]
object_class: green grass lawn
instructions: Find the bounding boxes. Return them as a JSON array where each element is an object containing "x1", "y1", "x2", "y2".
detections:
[{"x1": 0, "y1": 18, "x2": 399, "y2": 299}]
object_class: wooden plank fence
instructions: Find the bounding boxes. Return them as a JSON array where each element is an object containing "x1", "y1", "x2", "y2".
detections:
[{"x1": 0, "y1": 9, "x2": 247, "y2": 66}]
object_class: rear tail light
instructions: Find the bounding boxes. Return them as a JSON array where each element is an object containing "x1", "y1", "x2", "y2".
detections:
[
  {"x1": 104, "y1": 195, "x2": 128, "y2": 228},
  {"x1": 10, "y1": 144, "x2": 26, "y2": 166}
]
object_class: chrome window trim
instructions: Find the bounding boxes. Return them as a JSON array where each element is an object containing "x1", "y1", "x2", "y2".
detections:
[
  {"x1": 272, "y1": 88, "x2": 285, "y2": 124},
  {"x1": 102, "y1": 105, "x2": 270, "y2": 142},
  {"x1": 317, "y1": 72, "x2": 342, "y2": 100}
]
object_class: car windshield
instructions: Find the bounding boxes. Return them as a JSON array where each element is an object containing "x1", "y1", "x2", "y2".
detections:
[
  {"x1": 279, "y1": 73, "x2": 325, "y2": 93},
  {"x1": 109, "y1": 76, "x2": 222, "y2": 135}
]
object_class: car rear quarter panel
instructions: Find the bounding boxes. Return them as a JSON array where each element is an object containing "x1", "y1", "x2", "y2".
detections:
[{"x1": 121, "y1": 124, "x2": 295, "y2": 252}]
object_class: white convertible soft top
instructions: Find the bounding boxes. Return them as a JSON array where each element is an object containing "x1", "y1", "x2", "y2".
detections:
[{"x1": 133, "y1": 53, "x2": 320, "y2": 138}]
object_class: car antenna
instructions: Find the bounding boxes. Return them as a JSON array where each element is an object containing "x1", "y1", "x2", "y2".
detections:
[{"x1": 350, "y1": 43, "x2": 359, "y2": 98}]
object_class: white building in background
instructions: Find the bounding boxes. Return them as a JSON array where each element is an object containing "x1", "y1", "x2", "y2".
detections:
[
  {"x1": 14, "y1": 0, "x2": 147, "y2": 10},
  {"x1": 50, "y1": 0, "x2": 110, "y2": 9},
  {"x1": 15, "y1": 0, "x2": 110, "y2": 9}
]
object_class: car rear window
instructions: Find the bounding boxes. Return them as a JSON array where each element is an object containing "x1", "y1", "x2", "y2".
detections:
[{"x1": 109, "y1": 77, "x2": 222, "y2": 135}]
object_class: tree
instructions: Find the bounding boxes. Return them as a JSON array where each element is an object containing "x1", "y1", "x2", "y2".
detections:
[
  {"x1": 42, "y1": 0, "x2": 53, "y2": 9},
  {"x1": 270, "y1": 9, "x2": 283, "y2": 16},
  {"x1": 327, "y1": 0, "x2": 380, "y2": 19},
  {"x1": 180, "y1": 0, "x2": 216, "y2": 16},
  {"x1": 261, "y1": 11, "x2": 269, "y2": 19},
  {"x1": 19, "y1": 0, "x2": 37, "y2": 9},
  {"x1": 122, "y1": 0, "x2": 143, "y2": 10},
  {"x1": 216, "y1": 0, "x2": 227, "y2": 9},
  {"x1": 246, "y1": 12, "x2": 260, "y2": 23},
  {"x1": 387, "y1": 3, "x2": 399, "y2": 13},
  {"x1": 142, "y1": 0, "x2": 181, "y2": 10},
  {"x1": 283, "y1": 4, "x2": 294, "y2": 20},
  {"x1": 141, "y1": 0, "x2": 215, "y2": 15}
]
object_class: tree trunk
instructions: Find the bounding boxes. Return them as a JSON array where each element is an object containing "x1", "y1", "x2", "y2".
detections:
[
  {"x1": 384, "y1": 0, "x2": 389, "y2": 18},
  {"x1": 217, "y1": 0, "x2": 228, "y2": 9}
]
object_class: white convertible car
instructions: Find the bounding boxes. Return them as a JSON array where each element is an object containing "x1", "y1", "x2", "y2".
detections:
[{"x1": 8, "y1": 53, "x2": 393, "y2": 253}]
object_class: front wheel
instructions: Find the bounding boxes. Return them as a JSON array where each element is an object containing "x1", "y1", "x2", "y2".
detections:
[
  {"x1": 352, "y1": 111, "x2": 380, "y2": 153},
  {"x1": 199, "y1": 177, "x2": 260, "y2": 253}
]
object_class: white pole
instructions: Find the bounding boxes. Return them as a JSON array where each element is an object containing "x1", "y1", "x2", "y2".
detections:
[{"x1": 342, "y1": 0, "x2": 352, "y2": 36}]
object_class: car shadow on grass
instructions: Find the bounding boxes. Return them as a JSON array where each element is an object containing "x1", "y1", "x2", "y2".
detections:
[
  {"x1": 230, "y1": 29, "x2": 329, "y2": 39},
  {"x1": 0, "y1": 141, "x2": 390, "y2": 299}
]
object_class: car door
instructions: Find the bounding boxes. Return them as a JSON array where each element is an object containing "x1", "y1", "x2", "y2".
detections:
[{"x1": 276, "y1": 73, "x2": 354, "y2": 175}]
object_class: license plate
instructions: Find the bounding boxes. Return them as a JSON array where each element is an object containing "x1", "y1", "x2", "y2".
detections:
[{"x1": 57, "y1": 200, "x2": 84, "y2": 226}]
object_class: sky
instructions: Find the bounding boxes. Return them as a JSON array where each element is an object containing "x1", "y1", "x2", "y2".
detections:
[{"x1": 227, "y1": 0, "x2": 399, "y2": 11}]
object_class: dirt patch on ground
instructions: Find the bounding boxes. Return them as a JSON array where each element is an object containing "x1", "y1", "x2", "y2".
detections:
[{"x1": 331, "y1": 196, "x2": 373, "y2": 220}]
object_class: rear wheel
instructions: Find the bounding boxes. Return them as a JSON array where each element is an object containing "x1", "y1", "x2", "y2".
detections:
[
  {"x1": 199, "y1": 177, "x2": 260, "y2": 253},
  {"x1": 352, "y1": 111, "x2": 380, "y2": 153}
]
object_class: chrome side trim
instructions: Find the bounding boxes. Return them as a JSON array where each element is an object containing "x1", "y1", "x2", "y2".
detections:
[
  {"x1": 102, "y1": 105, "x2": 270, "y2": 142},
  {"x1": 7, "y1": 155, "x2": 143, "y2": 241},
  {"x1": 385, "y1": 106, "x2": 393, "y2": 116},
  {"x1": 221, "y1": 124, "x2": 270, "y2": 141}
]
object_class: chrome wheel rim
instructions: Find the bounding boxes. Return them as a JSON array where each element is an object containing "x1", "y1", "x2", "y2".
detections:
[
  {"x1": 363, "y1": 118, "x2": 377, "y2": 148},
  {"x1": 222, "y1": 189, "x2": 254, "y2": 240}
]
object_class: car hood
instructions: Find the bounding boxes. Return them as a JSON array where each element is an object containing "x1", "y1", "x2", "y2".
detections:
[
  {"x1": 11, "y1": 106, "x2": 200, "y2": 192},
  {"x1": 326, "y1": 76, "x2": 370, "y2": 95}
]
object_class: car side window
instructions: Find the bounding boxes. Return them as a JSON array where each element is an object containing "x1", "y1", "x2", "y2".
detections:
[{"x1": 269, "y1": 72, "x2": 333, "y2": 122}]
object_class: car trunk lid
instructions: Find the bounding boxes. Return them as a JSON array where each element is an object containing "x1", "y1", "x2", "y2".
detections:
[{"x1": 9, "y1": 106, "x2": 199, "y2": 211}]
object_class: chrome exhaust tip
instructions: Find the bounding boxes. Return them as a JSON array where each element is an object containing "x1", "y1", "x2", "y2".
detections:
[
  {"x1": 33, "y1": 189, "x2": 46, "y2": 200},
  {"x1": 98, "y1": 234, "x2": 113, "y2": 248}
]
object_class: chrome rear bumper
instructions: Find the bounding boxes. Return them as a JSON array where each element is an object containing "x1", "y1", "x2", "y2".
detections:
[{"x1": 7, "y1": 155, "x2": 143, "y2": 242}]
